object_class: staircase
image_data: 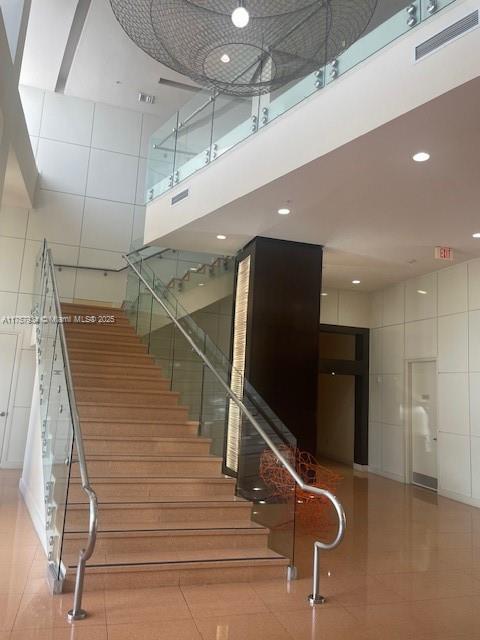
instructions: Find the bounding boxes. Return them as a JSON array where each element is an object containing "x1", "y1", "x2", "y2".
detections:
[{"x1": 61, "y1": 302, "x2": 289, "y2": 591}]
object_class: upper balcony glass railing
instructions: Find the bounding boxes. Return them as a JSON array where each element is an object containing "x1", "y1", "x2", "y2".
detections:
[{"x1": 145, "y1": 0, "x2": 457, "y2": 203}]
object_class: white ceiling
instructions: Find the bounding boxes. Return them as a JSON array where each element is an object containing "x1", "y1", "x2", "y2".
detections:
[
  {"x1": 160, "y1": 76, "x2": 480, "y2": 292},
  {"x1": 20, "y1": 0, "x2": 197, "y2": 118}
]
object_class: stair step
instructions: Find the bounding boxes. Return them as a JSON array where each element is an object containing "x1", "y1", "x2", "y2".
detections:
[
  {"x1": 67, "y1": 339, "x2": 147, "y2": 353},
  {"x1": 76, "y1": 388, "x2": 180, "y2": 407},
  {"x1": 62, "y1": 303, "x2": 124, "y2": 313},
  {"x1": 72, "y1": 374, "x2": 169, "y2": 391},
  {"x1": 65, "y1": 500, "x2": 253, "y2": 530},
  {"x1": 68, "y1": 476, "x2": 234, "y2": 502},
  {"x1": 70, "y1": 361, "x2": 162, "y2": 377},
  {"x1": 69, "y1": 349, "x2": 154, "y2": 364},
  {"x1": 63, "y1": 556, "x2": 288, "y2": 591},
  {"x1": 77, "y1": 402, "x2": 188, "y2": 422},
  {"x1": 63, "y1": 527, "x2": 270, "y2": 563},
  {"x1": 83, "y1": 435, "x2": 211, "y2": 456},
  {"x1": 71, "y1": 454, "x2": 222, "y2": 477},
  {"x1": 79, "y1": 419, "x2": 199, "y2": 438},
  {"x1": 65, "y1": 325, "x2": 137, "y2": 337}
]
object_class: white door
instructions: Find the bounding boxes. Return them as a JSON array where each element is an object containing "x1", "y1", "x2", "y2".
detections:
[
  {"x1": 411, "y1": 361, "x2": 437, "y2": 490},
  {"x1": 0, "y1": 333, "x2": 18, "y2": 461}
]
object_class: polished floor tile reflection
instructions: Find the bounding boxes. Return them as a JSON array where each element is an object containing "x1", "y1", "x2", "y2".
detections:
[{"x1": 3, "y1": 466, "x2": 480, "y2": 638}]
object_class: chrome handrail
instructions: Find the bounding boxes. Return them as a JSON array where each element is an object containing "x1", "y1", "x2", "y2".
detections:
[
  {"x1": 124, "y1": 255, "x2": 346, "y2": 604},
  {"x1": 46, "y1": 248, "x2": 98, "y2": 621}
]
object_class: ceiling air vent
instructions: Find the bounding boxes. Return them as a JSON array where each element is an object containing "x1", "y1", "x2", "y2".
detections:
[{"x1": 415, "y1": 10, "x2": 478, "y2": 61}]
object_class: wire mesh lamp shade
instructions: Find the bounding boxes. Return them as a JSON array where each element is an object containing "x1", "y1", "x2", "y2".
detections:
[{"x1": 110, "y1": 0, "x2": 378, "y2": 97}]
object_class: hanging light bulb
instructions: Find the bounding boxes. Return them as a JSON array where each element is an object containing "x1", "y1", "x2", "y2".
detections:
[{"x1": 231, "y1": 1, "x2": 250, "y2": 28}]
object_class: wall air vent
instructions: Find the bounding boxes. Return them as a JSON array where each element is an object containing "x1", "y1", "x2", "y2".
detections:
[
  {"x1": 415, "y1": 10, "x2": 479, "y2": 61},
  {"x1": 171, "y1": 189, "x2": 189, "y2": 205}
]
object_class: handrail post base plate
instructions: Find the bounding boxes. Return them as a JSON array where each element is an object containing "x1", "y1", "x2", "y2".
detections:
[
  {"x1": 287, "y1": 565, "x2": 298, "y2": 581},
  {"x1": 308, "y1": 594, "x2": 326, "y2": 605},
  {"x1": 68, "y1": 609, "x2": 87, "y2": 622}
]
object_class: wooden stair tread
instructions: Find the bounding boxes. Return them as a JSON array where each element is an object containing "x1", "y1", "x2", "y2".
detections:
[
  {"x1": 69, "y1": 476, "x2": 233, "y2": 485},
  {"x1": 83, "y1": 435, "x2": 211, "y2": 443},
  {"x1": 65, "y1": 523, "x2": 265, "y2": 537}
]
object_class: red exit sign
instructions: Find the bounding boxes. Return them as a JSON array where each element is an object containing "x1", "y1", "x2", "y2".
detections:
[{"x1": 435, "y1": 246, "x2": 454, "y2": 261}]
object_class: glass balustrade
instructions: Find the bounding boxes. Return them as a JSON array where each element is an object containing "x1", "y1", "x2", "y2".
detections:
[
  {"x1": 124, "y1": 250, "x2": 298, "y2": 563},
  {"x1": 145, "y1": 0, "x2": 457, "y2": 202}
]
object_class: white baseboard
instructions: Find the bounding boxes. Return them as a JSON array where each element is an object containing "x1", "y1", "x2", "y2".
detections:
[
  {"x1": 367, "y1": 467, "x2": 407, "y2": 484},
  {"x1": 353, "y1": 463, "x2": 369, "y2": 472},
  {"x1": 19, "y1": 477, "x2": 47, "y2": 553},
  {"x1": 438, "y1": 488, "x2": 480, "y2": 509}
]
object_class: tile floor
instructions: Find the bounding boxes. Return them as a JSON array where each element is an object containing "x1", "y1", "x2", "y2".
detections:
[{"x1": 3, "y1": 466, "x2": 480, "y2": 638}]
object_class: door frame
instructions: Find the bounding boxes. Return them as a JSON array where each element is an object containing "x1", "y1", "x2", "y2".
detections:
[
  {"x1": 318, "y1": 323, "x2": 370, "y2": 467},
  {"x1": 406, "y1": 358, "x2": 438, "y2": 490}
]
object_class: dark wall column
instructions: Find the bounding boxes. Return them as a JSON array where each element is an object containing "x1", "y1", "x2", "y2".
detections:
[{"x1": 234, "y1": 236, "x2": 323, "y2": 454}]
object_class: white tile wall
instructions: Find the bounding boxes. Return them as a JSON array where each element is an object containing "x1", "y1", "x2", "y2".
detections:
[
  {"x1": 438, "y1": 433, "x2": 471, "y2": 497},
  {"x1": 26, "y1": 190, "x2": 84, "y2": 245},
  {"x1": 37, "y1": 138, "x2": 90, "y2": 195},
  {"x1": 320, "y1": 290, "x2": 338, "y2": 325},
  {"x1": 383, "y1": 284, "x2": 405, "y2": 326},
  {"x1": 320, "y1": 288, "x2": 370, "y2": 327},
  {"x1": 405, "y1": 273, "x2": 437, "y2": 322},
  {"x1": 0, "y1": 206, "x2": 29, "y2": 238},
  {"x1": 86, "y1": 148, "x2": 138, "y2": 204},
  {"x1": 468, "y1": 259, "x2": 480, "y2": 311},
  {"x1": 405, "y1": 318, "x2": 437, "y2": 360},
  {"x1": 40, "y1": 92, "x2": 94, "y2": 147},
  {"x1": 469, "y1": 310, "x2": 480, "y2": 372},
  {"x1": 438, "y1": 313, "x2": 468, "y2": 372},
  {"x1": 470, "y1": 373, "x2": 480, "y2": 438},
  {"x1": 92, "y1": 103, "x2": 142, "y2": 156},
  {"x1": 369, "y1": 261, "x2": 480, "y2": 506},
  {"x1": 438, "y1": 263, "x2": 468, "y2": 316},
  {"x1": 438, "y1": 373, "x2": 469, "y2": 435},
  {"x1": 81, "y1": 198, "x2": 134, "y2": 253},
  {"x1": 0, "y1": 87, "x2": 154, "y2": 468},
  {"x1": 381, "y1": 324, "x2": 404, "y2": 375}
]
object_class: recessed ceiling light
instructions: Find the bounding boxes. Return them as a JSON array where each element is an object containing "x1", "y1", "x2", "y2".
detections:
[
  {"x1": 412, "y1": 151, "x2": 430, "y2": 162},
  {"x1": 216, "y1": 234, "x2": 227, "y2": 240},
  {"x1": 220, "y1": 53, "x2": 231, "y2": 63},
  {"x1": 352, "y1": 280, "x2": 361, "y2": 285},
  {"x1": 473, "y1": 233, "x2": 480, "y2": 238},
  {"x1": 321, "y1": 292, "x2": 328, "y2": 297},
  {"x1": 253, "y1": 487, "x2": 262, "y2": 491},
  {"x1": 198, "y1": 283, "x2": 205, "y2": 287},
  {"x1": 417, "y1": 289, "x2": 427, "y2": 295},
  {"x1": 278, "y1": 208, "x2": 290, "y2": 215}
]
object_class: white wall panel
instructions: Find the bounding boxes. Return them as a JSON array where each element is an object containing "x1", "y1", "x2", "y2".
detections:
[
  {"x1": 338, "y1": 290, "x2": 370, "y2": 328},
  {"x1": 470, "y1": 436, "x2": 480, "y2": 500},
  {"x1": 438, "y1": 433, "x2": 471, "y2": 497},
  {"x1": 14, "y1": 349, "x2": 35, "y2": 407},
  {"x1": 86, "y1": 148, "x2": 138, "y2": 204},
  {"x1": 370, "y1": 328, "x2": 382, "y2": 374},
  {"x1": 320, "y1": 290, "x2": 338, "y2": 325},
  {"x1": 468, "y1": 259, "x2": 480, "y2": 311},
  {"x1": 438, "y1": 313, "x2": 468, "y2": 373},
  {"x1": 0, "y1": 291, "x2": 18, "y2": 316},
  {"x1": 469, "y1": 310, "x2": 480, "y2": 372},
  {"x1": 405, "y1": 273, "x2": 437, "y2": 322},
  {"x1": 0, "y1": 236, "x2": 24, "y2": 292},
  {"x1": 381, "y1": 375, "x2": 403, "y2": 426},
  {"x1": 370, "y1": 290, "x2": 383, "y2": 329},
  {"x1": 405, "y1": 318, "x2": 437, "y2": 360},
  {"x1": 19, "y1": 85, "x2": 44, "y2": 136},
  {"x1": 470, "y1": 373, "x2": 480, "y2": 438},
  {"x1": 381, "y1": 324, "x2": 404, "y2": 375},
  {"x1": 383, "y1": 284, "x2": 405, "y2": 326},
  {"x1": 438, "y1": 263, "x2": 468, "y2": 316},
  {"x1": 40, "y1": 92, "x2": 94, "y2": 147},
  {"x1": 438, "y1": 372, "x2": 469, "y2": 435},
  {"x1": 81, "y1": 198, "x2": 134, "y2": 253},
  {"x1": 0, "y1": 205, "x2": 29, "y2": 238},
  {"x1": 368, "y1": 421, "x2": 382, "y2": 471},
  {"x1": 369, "y1": 375, "x2": 382, "y2": 422},
  {"x1": 37, "y1": 138, "x2": 89, "y2": 195},
  {"x1": 26, "y1": 189, "x2": 84, "y2": 245},
  {"x1": 92, "y1": 103, "x2": 142, "y2": 156},
  {"x1": 382, "y1": 424, "x2": 405, "y2": 479}
]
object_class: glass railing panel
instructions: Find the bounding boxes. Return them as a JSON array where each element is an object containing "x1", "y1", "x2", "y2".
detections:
[
  {"x1": 47, "y1": 329, "x2": 75, "y2": 580},
  {"x1": 212, "y1": 94, "x2": 257, "y2": 159},
  {"x1": 235, "y1": 394, "x2": 296, "y2": 563},
  {"x1": 266, "y1": 71, "x2": 321, "y2": 124},
  {"x1": 146, "y1": 112, "x2": 179, "y2": 202},
  {"x1": 326, "y1": 0, "x2": 421, "y2": 86},
  {"x1": 175, "y1": 90, "x2": 214, "y2": 182}
]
